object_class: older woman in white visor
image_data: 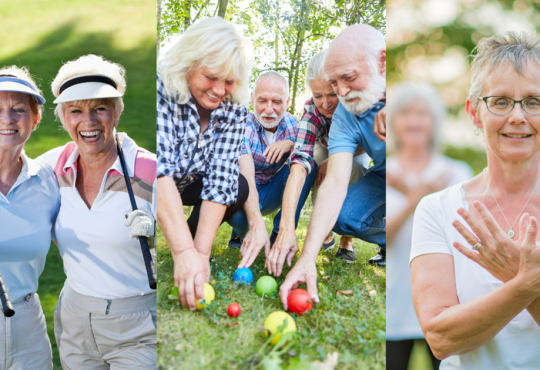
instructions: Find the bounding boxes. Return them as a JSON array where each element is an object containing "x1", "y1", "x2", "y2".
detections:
[
  {"x1": 37, "y1": 54, "x2": 157, "y2": 369},
  {"x1": 0, "y1": 66, "x2": 59, "y2": 370},
  {"x1": 411, "y1": 32, "x2": 540, "y2": 369}
]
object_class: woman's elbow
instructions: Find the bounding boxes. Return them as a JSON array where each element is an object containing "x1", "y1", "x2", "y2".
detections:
[{"x1": 424, "y1": 329, "x2": 457, "y2": 360}]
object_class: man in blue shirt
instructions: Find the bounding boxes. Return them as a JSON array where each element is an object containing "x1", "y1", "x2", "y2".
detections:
[{"x1": 279, "y1": 24, "x2": 387, "y2": 308}]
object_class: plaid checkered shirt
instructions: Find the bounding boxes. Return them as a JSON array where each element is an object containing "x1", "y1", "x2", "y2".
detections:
[
  {"x1": 288, "y1": 97, "x2": 331, "y2": 174},
  {"x1": 157, "y1": 73, "x2": 247, "y2": 206},
  {"x1": 242, "y1": 112, "x2": 299, "y2": 185}
]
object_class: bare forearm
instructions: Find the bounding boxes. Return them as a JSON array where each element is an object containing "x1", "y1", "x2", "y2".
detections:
[
  {"x1": 193, "y1": 200, "x2": 226, "y2": 257},
  {"x1": 526, "y1": 297, "x2": 540, "y2": 326},
  {"x1": 243, "y1": 176, "x2": 263, "y2": 228},
  {"x1": 301, "y1": 174, "x2": 347, "y2": 262},
  {"x1": 156, "y1": 176, "x2": 196, "y2": 257},
  {"x1": 279, "y1": 164, "x2": 307, "y2": 232},
  {"x1": 423, "y1": 276, "x2": 538, "y2": 358},
  {"x1": 387, "y1": 202, "x2": 417, "y2": 245}
]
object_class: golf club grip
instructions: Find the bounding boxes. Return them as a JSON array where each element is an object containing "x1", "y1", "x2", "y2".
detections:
[
  {"x1": 139, "y1": 236, "x2": 157, "y2": 289},
  {"x1": 116, "y1": 133, "x2": 157, "y2": 290},
  {"x1": 0, "y1": 273, "x2": 15, "y2": 317}
]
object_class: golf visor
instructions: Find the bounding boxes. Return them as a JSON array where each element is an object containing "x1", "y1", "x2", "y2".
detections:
[
  {"x1": 54, "y1": 74, "x2": 122, "y2": 104},
  {"x1": 0, "y1": 77, "x2": 46, "y2": 105}
]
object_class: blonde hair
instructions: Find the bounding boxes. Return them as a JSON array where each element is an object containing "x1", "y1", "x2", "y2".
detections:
[
  {"x1": 158, "y1": 17, "x2": 253, "y2": 106},
  {"x1": 0, "y1": 65, "x2": 43, "y2": 120},
  {"x1": 51, "y1": 54, "x2": 126, "y2": 123},
  {"x1": 469, "y1": 31, "x2": 540, "y2": 109}
]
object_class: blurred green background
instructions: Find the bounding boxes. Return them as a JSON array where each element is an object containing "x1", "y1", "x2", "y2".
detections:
[
  {"x1": 387, "y1": 1, "x2": 540, "y2": 369},
  {"x1": 0, "y1": 0, "x2": 156, "y2": 368}
]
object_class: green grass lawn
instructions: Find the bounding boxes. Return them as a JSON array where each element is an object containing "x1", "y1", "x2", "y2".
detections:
[
  {"x1": 157, "y1": 205, "x2": 386, "y2": 370},
  {"x1": 0, "y1": 1, "x2": 156, "y2": 368}
]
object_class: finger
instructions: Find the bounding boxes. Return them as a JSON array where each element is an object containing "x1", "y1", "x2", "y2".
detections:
[
  {"x1": 519, "y1": 213, "x2": 529, "y2": 240},
  {"x1": 184, "y1": 277, "x2": 196, "y2": 311},
  {"x1": 194, "y1": 273, "x2": 205, "y2": 304},
  {"x1": 270, "y1": 249, "x2": 279, "y2": 277},
  {"x1": 238, "y1": 246, "x2": 252, "y2": 268},
  {"x1": 263, "y1": 146, "x2": 270, "y2": 157},
  {"x1": 286, "y1": 249, "x2": 295, "y2": 267},
  {"x1": 452, "y1": 219, "x2": 481, "y2": 247},
  {"x1": 305, "y1": 275, "x2": 319, "y2": 304},
  {"x1": 523, "y1": 216, "x2": 538, "y2": 246},
  {"x1": 457, "y1": 207, "x2": 490, "y2": 242},
  {"x1": 473, "y1": 201, "x2": 506, "y2": 240},
  {"x1": 453, "y1": 241, "x2": 482, "y2": 264},
  {"x1": 270, "y1": 148, "x2": 281, "y2": 164},
  {"x1": 264, "y1": 241, "x2": 270, "y2": 259},
  {"x1": 279, "y1": 278, "x2": 294, "y2": 310},
  {"x1": 276, "y1": 249, "x2": 289, "y2": 277},
  {"x1": 275, "y1": 150, "x2": 284, "y2": 163},
  {"x1": 178, "y1": 279, "x2": 186, "y2": 308},
  {"x1": 266, "y1": 249, "x2": 274, "y2": 274},
  {"x1": 265, "y1": 147, "x2": 275, "y2": 162},
  {"x1": 245, "y1": 245, "x2": 261, "y2": 268}
]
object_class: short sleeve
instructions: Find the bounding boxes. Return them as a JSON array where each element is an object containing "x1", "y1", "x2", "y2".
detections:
[
  {"x1": 328, "y1": 105, "x2": 358, "y2": 155},
  {"x1": 410, "y1": 194, "x2": 453, "y2": 266}
]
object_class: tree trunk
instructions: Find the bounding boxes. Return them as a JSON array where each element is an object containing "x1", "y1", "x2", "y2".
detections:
[
  {"x1": 289, "y1": 0, "x2": 309, "y2": 114},
  {"x1": 157, "y1": 0, "x2": 162, "y2": 55},
  {"x1": 184, "y1": 0, "x2": 192, "y2": 28},
  {"x1": 218, "y1": 0, "x2": 229, "y2": 18}
]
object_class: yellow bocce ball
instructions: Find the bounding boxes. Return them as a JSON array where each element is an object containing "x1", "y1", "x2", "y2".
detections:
[
  {"x1": 263, "y1": 311, "x2": 297, "y2": 344},
  {"x1": 196, "y1": 283, "x2": 215, "y2": 310}
]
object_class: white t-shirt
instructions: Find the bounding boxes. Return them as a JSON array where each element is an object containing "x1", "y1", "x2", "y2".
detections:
[
  {"x1": 263, "y1": 128, "x2": 276, "y2": 144},
  {"x1": 37, "y1": 133, "x2": 156, "y2": 299},
  {"x1": 411, "y1": 183, "x2": 540, "y2": 369},
  {"x1": 0, "y1": 154, "x2": 60, "y2": 304},
  {"x1": 387, "y1": 155, "x2": 473, "y2": 340}
]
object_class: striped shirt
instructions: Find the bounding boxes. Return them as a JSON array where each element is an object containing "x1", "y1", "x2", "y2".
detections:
[
  {"x1": 156, "y1": 73, "x2": 247, "y2": 206},
  {"x1": 242, "y1": 112, "x2": 299, "y2": 185},
  {"x1": 36, "y1": 133, "x2": 156, "y2": 299}
]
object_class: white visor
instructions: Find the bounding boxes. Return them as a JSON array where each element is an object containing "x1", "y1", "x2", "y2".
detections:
[{"x1": 54, "y1": 74, "x2": 123, "y2": 104}]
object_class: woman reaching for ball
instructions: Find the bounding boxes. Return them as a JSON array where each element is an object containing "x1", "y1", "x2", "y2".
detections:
[{"x1": 411, "y1": 32, "x2": 540, "y2": 369}]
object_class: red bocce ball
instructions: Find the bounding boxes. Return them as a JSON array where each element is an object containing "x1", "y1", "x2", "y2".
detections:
[
  {"x1": 287, "y1": 289, "x2": 313, "y2": 315},
  {"x1": 227, "y1": 303, "x2": 241, "y2": 317}
]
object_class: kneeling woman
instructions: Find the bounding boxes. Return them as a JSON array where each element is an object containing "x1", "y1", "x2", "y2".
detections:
[
  {"x1": 0, "y1": 66, "x2": 59, "y2": 370},
  {"x1": 156, "y1": 17, "x2": 253, "y2": 310},
  {"x1": 38, "y1": 55, "x2": 157, "y2": 369}
]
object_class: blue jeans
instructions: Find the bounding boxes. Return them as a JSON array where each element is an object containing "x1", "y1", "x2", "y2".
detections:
[
  {"x1": 333, "y1": 170, "x2": 386, "y2": 250},
  {"x1": 227, "y1": 163, "x2": 317, "y2": 238}
]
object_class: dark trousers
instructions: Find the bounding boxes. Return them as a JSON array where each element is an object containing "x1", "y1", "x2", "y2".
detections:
[
  {"x1": 386, "y1": 339, "x2": 441, "y2": 370},
  {"x1": 180, "y1": 174, "x2": 249, "y2": 237}
]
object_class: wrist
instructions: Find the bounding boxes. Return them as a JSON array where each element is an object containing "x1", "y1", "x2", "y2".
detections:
[
  {"x1": 171, "y1": 246, "x2": 197, "y2": 259},
  {"x1": 512, "y1": 273, "x2": 540, "y2": 300}
]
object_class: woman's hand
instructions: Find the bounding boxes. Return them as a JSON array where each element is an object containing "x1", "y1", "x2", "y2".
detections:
[
  {"x1": 173, "y1": 247, "x2": 207, "y2": 311},
  {"x1": 452, "y1": 201, "x2": 532, "y2": 283},
  {"x1": 263, "y1": 140, "x2": 294, "y2": 164},
  {"x1": 266, "y1": 227, "x2": 299, "y2": 277},
  {"x1": 238, "y1": 219, "x2": 270, "y2": 269},
  {"x1": 279, "y1": 256, "x2": 318, "y2": 310}
]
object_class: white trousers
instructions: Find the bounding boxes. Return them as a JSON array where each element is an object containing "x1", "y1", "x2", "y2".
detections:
[{"x1": 0, "y1": 293, "x2": 53, "y2": 370}]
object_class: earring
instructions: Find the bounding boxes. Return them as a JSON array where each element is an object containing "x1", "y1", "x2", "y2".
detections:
[{"x1": 474, "y1": 125, "x2": 483, "y2": 136}]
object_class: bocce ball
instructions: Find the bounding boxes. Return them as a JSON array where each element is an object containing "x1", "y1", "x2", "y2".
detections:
[
  {"x1": 227, "y1": 303, "x2": 241, "y2": 317},
  {"x1": 233, "y1": 267, "x2": 253, "y2": 284},
  {"x1": 287, "y1": 289, "x2": 313, "y2": 315},
  {"x1": 263, "y1": 311, "x2": 297, "y2": 345},
  {"x1": 196, "y1": 283, "x2": 215, "y2": 310},
  {"x1": 256, "y1": 276, "x2": 278, "y2": 296}
]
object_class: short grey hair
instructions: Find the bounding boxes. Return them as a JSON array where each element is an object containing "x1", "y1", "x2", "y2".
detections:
[
  {"x1": 252, "y1": 70, "x2": 289, "y2": 97},
  {"x1": 305, "y1": 49, "x2": 327, "y2": 94},
  {"x1": 387, "y1": 82, "x2": 446, "y2": 151},
  {"x1": 469, "y1": 31, "x2": 540, "y2": 109}
]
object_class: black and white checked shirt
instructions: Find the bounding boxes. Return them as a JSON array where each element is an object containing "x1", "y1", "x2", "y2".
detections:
[{"x1": 157, "y1": 73, "x2": 247, "y2": 206}]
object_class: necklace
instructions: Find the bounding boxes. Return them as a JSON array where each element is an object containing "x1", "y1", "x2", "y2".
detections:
[{"x1": 483, "y1": 168, "x2": 540, "y2": 238}]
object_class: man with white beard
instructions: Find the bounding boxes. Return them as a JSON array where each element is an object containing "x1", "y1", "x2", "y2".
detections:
[
  {"x1": 227, "y1": 71, "x2": 317, "y2": 269},
  {"x1": 279, "y1": 24, "x2": 387, "y2": 308}
]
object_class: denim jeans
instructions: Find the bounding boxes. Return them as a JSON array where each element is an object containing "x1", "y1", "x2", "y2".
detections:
[
  {"x1": 333, "y1": 170, "x2": 386, "y2": 250},
  {"x1": 227, "y1": 163, "x2": 317, "y2": 238}
]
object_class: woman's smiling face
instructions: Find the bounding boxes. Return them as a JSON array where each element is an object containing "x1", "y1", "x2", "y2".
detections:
[
  {"x1": 188, "y1": 67, "x2": 236, "y2": 111},
  {"x1": 471, "y1": 62, "x2": 540, "y2": 162},
  {"x1": 62, "y1": 98, "x2": 118, "y2": 157},
  {"x1": 0, "y1": 91, "x2": 39, "y2": 152}
]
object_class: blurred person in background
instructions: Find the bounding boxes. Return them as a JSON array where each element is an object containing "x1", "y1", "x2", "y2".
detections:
[
  {"x1": 386, "y1": 82, "x2": 473, "y2": 370},
  {"x1": 411, "y1": 32, "x2": 540, "y2": 369}
]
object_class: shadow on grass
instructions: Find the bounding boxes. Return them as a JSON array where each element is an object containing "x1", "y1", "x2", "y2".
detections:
[{"x1": 0, "y1": 20, "x2": 156, "y2": 158}]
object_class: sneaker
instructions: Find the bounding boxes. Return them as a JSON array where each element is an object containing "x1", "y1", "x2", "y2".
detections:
[
  {"x1": 335, "y1": 248, "x2": 357, "y2": 263},
  {"x1": 270, "y1": 231, "x2": 278, "y2": 247},
  {"x1": 228, "y1": 230, "x2": 242, "y2": 248},
  {"x1": 368, "y1": 249, "x2": 386, "y2": 267},
  {"x1": 322, "y1": 237, "x2": 336, "y2": 252}
]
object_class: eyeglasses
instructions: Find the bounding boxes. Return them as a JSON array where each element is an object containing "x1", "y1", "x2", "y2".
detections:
[{"x1": 479, "y1": 96, "x2": 540, "y2": 115}]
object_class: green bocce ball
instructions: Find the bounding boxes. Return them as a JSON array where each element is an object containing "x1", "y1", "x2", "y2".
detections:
[{"x1": 256, "y1": 276, "x2": 278, "y2": 296}]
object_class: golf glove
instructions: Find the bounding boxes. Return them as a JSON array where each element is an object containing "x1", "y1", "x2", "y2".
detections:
[{"x1": 125, "y1": 210, "x2": 155, "y2": 239}]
